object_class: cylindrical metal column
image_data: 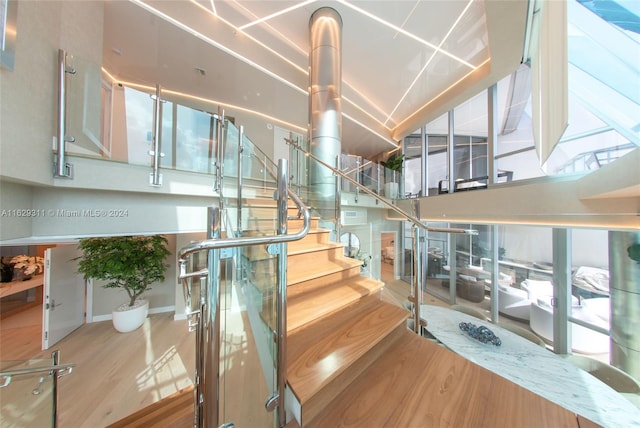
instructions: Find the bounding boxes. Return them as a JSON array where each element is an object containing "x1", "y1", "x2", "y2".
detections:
[
  {"x1": 309, "y1": 7, "x2": 342, "y2": 210},
  {"x1": 609, "y1": 231, "x2": 640, "y2": 379}
]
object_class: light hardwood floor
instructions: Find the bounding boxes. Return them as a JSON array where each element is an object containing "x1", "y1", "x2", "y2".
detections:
[
  {"x1": 0, "y1": 281, "x2": 272, "y2": 428},
  {"x1": 1, "y1": 306, "x2": 195, "y2": 427}
]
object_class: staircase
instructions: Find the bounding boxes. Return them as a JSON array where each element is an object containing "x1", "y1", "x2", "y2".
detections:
[{"x1": 111, "y1": 195, "x2": 583, "y2": 427}]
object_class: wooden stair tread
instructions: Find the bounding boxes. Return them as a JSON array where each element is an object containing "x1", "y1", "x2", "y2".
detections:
[
  {"x1": 308, "y1": 330, "x2": 580, "y2": 427},
  {"x1": 287, "y1": 295, "x2": 408, "y2": 405},
  {"x1": 287, "y1": 257, "x2": 361, "y2": 286},
  {"x1": 107, "y1": 385, "x2": 194, "y2": 428},
  {"x1": 287, "y1": 277, "x2": 385, "y2": 332}
]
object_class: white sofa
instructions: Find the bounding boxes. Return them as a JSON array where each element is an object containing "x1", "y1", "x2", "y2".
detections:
[
  {"x1": 529, "y1": 296, "x2": 610, "y2": 354},
  {"x1": 498, "y1": 279, "x2": 553, "y2": 321}
]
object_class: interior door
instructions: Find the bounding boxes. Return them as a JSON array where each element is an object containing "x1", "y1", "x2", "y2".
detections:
[{"x1": 42, "y1": 245, "x2": 85, "y2": 350}]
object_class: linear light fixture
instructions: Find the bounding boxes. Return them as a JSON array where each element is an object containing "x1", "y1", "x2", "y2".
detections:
[
  {"x1": 342, "y1": 94, "x2": 394, "y2": 131},
  {"x1": 238, "y1": 0, "x2": 316, "y2": 30},
  {"x1": 230, "y1": 0, "x2": 309, "y2": 56},
  {"x1": 209, "y1": 0, "x2": 217, "y2": 16},
  {"x1": 335, "y1": 0, "x2": 477, "y2": 69},
  {"x1": 342, "y1": 112, "x2": 399, "y2": 148},
  {"x1": 184, "y1": 0, "x2": 309, "y2": 77},
  {"x1": 393, "y1": 58, "x2": 491, "y2": 138},
  {"x1": 384, "y1": 0, "x2": 476, "y2": 126}
]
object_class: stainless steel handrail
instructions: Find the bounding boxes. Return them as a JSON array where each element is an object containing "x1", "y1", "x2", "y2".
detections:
[
  {"x1": 179, "y1": 158, "x2": 309, "y2": 427},
  {"x1": 286, "y1": 138, "x2": 476, "y2": 236},
  {"x1": 178, "y1": 192, "x2": 309, "y2": 259},
  {"x1": 0, "y1": 364, "x2": 74, "y2": 379}
]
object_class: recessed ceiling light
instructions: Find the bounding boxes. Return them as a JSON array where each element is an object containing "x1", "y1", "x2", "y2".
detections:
[{"x1": 194, "y1": 67, "x2": 206, "y2": 76}]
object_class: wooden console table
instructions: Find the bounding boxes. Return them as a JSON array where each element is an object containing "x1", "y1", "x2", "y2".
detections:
[{"x1": 0, "y1": 275, "x2": 44, "y2": 318}]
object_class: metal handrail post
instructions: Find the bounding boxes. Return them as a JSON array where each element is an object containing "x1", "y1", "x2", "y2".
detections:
[
  {"x1": 335, "y1": 155, "x2": 341, "y2": 240},
  {"x1": 150, "y1": 84, "x2": 163, "y2": 186},
  {"x1": 412, "y1": 226, "x2": 422, "y2": 334},
  {"x1": 51, "y1": 350, "x2": 60, "y2": 427},
  {"x1": 215, "y1": 108, "x2": 225, "y2": 207},
  {"x1": 203, "y1": 207, "x2": 221, "y2": 427},
  {"x1": 55, "y1": 49, "x2": 75, "y2": 178},
  {"x1": 276, "y1": 159, "x2": 288, "y2": 428},
  {"x1": 237, "y1": 125, "x2": 244, "y2": 235}
]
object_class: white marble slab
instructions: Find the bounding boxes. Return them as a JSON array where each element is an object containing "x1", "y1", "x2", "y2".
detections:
[{"x1": 421, "y1": 304, "x2": 640, "y2": 428}]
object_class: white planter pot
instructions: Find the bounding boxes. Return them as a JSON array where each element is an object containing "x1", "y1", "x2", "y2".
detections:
[
  {"x1": 384, "y1": 182, "x2": 399, "y2": 199},
  {"x1": 112, "y1": 299, "x2": 149, "y2": 333}
]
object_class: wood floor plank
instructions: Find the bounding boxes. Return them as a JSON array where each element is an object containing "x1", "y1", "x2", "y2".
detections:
[
  {"x1": 287, "y1": 295, "x2": 408, "y2": 405},
  {"x1": 309, "y1": 329, "x2": 579, "y2": 428}
]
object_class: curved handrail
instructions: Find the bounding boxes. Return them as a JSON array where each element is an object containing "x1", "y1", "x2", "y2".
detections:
[
  {"x1": 178, "y1": 189, "x2": 310, "y2": 260},
  {"x1": 286, "y1": 138, "x2": 477, "y2": 235}
]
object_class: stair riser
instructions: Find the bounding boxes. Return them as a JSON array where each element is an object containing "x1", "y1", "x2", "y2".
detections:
[
  {"x1": 288, "y1": 231, "x2": 330, "y2": 250},
  {"x1": 288, "y1": 217, "x2": 320, "y2": 230},
  {"x1": 287, "y1": 265, "x2": 363, "y2": 290},
  {"x1": 247, "y1": 259, "x2": 363, "y2": 290},
  {"x1": 289, "y1": 246, "x2": 343, "y2": 266}
]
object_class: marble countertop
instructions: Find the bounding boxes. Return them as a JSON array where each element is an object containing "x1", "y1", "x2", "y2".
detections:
[{"x1": 421, "y1": 304, "x2": 640, "y2": 428}]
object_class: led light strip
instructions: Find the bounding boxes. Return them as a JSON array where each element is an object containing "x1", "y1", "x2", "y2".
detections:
[
  {"x1": 393, "y1": 58, "x2": 491, "y2": 138},
  {"x1": 335, "y1": 0, "x2": 477, "y2": 69},
  {"x1": 239, "y1": 0, "x2": 316, "y2": 30},
  {"x1": 102, "y1": 68, "x2": 307, "y2": 133},
  {"x1": 384, "y1": 0, "x2": 476, "y2": 126},
  {"x1": 342, "y1": 112, "x2": 399, "y2": 148}
]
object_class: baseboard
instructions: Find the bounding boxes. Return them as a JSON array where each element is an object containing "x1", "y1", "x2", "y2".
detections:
[{"x1": 89, "y1": 305, "x2": 175, "y2": 323}]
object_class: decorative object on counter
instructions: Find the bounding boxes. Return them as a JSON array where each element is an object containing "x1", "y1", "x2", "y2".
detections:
[
  {"x1": 10, "y1": 255, "x2": 44, "y2": 280},
  {"x1": 459, "y1": 322, "x2": 502, "y2": 346},
  {"x1": 75, "y1": 235, "x2": 170, "y2": 333}
]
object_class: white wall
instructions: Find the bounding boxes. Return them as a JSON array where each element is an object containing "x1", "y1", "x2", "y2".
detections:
[
  {"x1": 0, "y1": 1, "x2": 104, "y2": 185},
  {"x1": 499, "y1": 225, "x2": 609, "y2": 269},
  {"x1": 91, "y1": 235, "x2": 177, "y2": 318}
]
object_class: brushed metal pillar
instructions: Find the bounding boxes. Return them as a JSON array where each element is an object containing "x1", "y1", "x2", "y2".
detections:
[
  {"x1": 609, "y1": 231, "x2": 640, "y2": 378},
  {"x1": 309, "y1": 7, "x2": 342, "y2": 212}
]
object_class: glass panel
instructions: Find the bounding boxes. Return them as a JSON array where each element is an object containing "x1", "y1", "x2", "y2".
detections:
[
  {"x1": 570, "y1": 229, "x2": 610, "y2": 358},
  {"x1": 216, "y1": 123, "x2": 281, "y2": 427},
  {"x1": 425, "y1": 114, "x2": 449, "y2": 195},
  {"x1": 174, "y1": 104, "x2": 214, "y2": 174},
  {"x1": 65, "y1": 55, "x2": 110, "y2": 159},
  {"x1": 219, "y1": 247, "x2": 275, "y2": 428},
  {"x1": 424, "y1": 222, "x2": 451, "y2": 301},
  {"x1": 0, "y1": 359, "x2": 56, "y2": 427}
]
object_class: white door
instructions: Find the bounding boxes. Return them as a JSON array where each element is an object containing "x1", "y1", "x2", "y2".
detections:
[{"x1": 42, "y1": 245, "x2": 85, "y2": 350}]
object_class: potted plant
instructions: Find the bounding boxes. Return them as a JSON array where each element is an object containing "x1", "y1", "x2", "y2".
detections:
[
  {"x1": 76, "y1": 235, "x2": 170, "y2": 333},
  {"x1": 381, "y1": 153, "x2": 404, "y2": 199}
]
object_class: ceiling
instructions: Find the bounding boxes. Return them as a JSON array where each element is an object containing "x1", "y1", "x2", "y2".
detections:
[{"x1": 102, "y1": 0, "x2": 530, "y2": 159}]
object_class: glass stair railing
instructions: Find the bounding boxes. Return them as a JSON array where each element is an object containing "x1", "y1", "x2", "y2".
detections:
[
  {"x1": 178, "y1": 117, "x2": 309, "y2": 428},
  {"x1": 0, "y1": 351, "x2": 74, "y2": 428}
]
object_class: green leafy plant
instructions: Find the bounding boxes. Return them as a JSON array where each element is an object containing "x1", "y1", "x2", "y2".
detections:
[
  {"x1": 76, "y1": 235, "x2": 170, "y2": 307},
  {"x1": 628, "y1": 243, "x2": 640, "y2": 264},
  {"x1": 380, "y1": 153, "x2": 405, "y2": 172}
]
